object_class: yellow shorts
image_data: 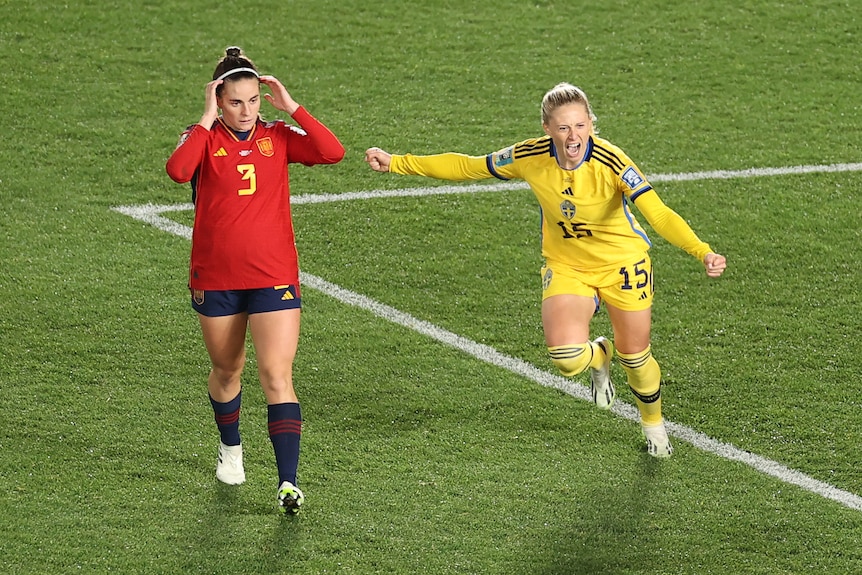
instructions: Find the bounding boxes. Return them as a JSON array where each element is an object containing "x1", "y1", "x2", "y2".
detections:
[{"x1": 541, "y1": 254, "x2": 655, "y2": 311}]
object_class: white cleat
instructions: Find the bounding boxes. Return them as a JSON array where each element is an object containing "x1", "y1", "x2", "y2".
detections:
[
  {"x1": 642, "y1": 421, "x2": 674, "y2": 458},
  {"x1": 216, "y1": 442, "x2": 246, "y2": 485},
  {"x1": 589, "y1": 337, "x2": 615, "y2": 409}
]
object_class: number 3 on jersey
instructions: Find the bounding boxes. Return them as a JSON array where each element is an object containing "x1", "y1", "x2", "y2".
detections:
[{"x1": 237, "y1": 164, "x2": 257, "y2": 196}]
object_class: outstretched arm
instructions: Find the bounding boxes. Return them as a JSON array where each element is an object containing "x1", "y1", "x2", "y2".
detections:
[
  {"x1": 365, "y1": 147, "x2": 392, "y2": 172},
  {"x1": 635, "y1": 190, "x2": 727, "y2": 278},
  {"x1": 703, "y1": 252, "x2": 727, "y2": 277},
  {"x1": 364, "y1": 148, "x2": 491, "y2": 181}
]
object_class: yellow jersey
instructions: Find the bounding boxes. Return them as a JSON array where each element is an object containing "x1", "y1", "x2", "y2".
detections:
[{"x1": 390, "y1": 135, "x2": 712, "y2": 272}]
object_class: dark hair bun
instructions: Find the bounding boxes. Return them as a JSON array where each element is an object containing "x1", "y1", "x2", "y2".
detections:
[{"x1": 225, "y1": 46, "x2": 242, "y2": 58}]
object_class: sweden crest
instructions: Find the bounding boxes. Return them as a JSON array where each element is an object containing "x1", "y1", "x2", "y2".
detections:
[{"x1": 560, "y1": 200, "x2": 576, "y2": 220}]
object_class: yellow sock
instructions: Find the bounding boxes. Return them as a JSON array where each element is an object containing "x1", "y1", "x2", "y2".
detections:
[
  {"x1": 617, "y1": 346, "x2": 663, "y2": 426},
  {"x1": 547, "y1": 341, "x2": 606, "y2": 377}
]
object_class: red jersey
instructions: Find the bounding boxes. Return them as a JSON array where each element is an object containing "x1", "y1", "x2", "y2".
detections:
[{"x1": 166, "y1": 107, "x2": 344, "y2": 290}]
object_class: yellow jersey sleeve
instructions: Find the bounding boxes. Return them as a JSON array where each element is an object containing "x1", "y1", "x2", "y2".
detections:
[
  {"x1": 387, "y1": 136, "x2": 714, "y2": 270},
  {"x1": 634, "y1": 190, "x2": 712, "y2": 261},
  {"x1": 390, "y1": 153, "x2": 493, "y2": 181}
]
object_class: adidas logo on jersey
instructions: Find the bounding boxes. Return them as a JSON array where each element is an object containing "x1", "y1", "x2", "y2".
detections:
[{"x1": 213, "y1": 147, "x2": 228, "y2": 157}]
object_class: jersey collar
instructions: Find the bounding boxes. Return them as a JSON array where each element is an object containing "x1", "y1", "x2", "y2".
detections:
[{"x1": 216, "y1": 116, "x2": 259, "y2": 142}]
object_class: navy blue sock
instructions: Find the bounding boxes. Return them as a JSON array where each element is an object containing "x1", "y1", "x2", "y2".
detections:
[
  {"x1": 268, "y1": 402, "x2": 302, "y2": 485},
  {"x1": 210, "y1": 391, "x2": 241, "y2": 446}
]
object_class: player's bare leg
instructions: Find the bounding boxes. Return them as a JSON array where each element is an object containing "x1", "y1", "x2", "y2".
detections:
[
  {"x1": 249, "y1": 308, "x2": 305, "y2": 512},
  {"x1": 199, "y1": 312, "x2": 249, "y2": 483},
  {"x1": 542, "y1": 294, "x2": 616, "y2": 408},
  {"x1": 606, "y1": 305, "x2": 672, "y2": 457}
]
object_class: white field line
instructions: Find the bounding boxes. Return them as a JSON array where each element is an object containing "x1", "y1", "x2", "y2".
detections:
[
  {"x1": 126, "y1": 162, "x2": 862, "y2": 212},
  {"x1": 113, "y1": 161, "x2": 862, "y2": 511}
]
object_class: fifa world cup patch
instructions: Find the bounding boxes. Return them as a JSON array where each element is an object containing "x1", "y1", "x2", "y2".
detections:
[
  {"x1": 621, "y1": 166, "x2": 645, "y2": 190},
  {"x1": 493, "y1": 147, "x2": 514, "y2": 168},
  {"x1": 256, "y1": 137, "x2": 274, "y2": 157},
  {"x1": 176, "y1": 129, "x2": 192, "y2": 148}
]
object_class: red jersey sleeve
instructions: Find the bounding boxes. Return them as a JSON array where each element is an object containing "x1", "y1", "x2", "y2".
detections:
[
  {"x1": 165, "y1": 123, "x2": 212, "y2": 183},
  {"x1": 285, "y1": 107, "x2": 345, "y2": 166}
]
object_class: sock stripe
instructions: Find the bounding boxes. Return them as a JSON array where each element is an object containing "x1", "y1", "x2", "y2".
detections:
[
  {"x1": 214, "y1": 410, "x2": 240, "y2": 426},
  {"x1": 210, "y1": 392, "x2": 242, "y2": 446},
  {"x1": 269, "y1": 419, "x2": 302, "y2": 436},
  {"x1": 629, "y1": 386, "x2": 661, "y2": 404},
  {"x1": 617, "y1": 349, "x2": 652, "y2": 369},
  {"x1": 548, "y1": 346, "x2": 589, "y2": 360}
]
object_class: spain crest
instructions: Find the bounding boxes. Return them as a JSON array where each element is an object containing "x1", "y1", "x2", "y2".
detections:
[{"x1": 256, "y1": 137, "x2": 275, "y2": 157}]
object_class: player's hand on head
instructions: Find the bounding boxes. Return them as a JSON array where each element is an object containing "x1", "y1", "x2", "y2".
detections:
[
  {"x1": 200, "y1": 79, "x2": 222, "y2": 127},
  {"x1": 703, "y1": 252, "x2": 727, "y2": 278},
  {"x1": 365, "y1": 147, "x2": 391, "y2": 172},
  {"x1": 260, "y1": 75, "x2": 299, "y2": 115},
  {"x1": 259, "y1": 75, "x2": 287, "y2": 98}
]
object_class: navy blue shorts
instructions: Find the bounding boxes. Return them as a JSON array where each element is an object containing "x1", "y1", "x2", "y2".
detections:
[{"x1": 191, "y1": 285, "x2": 301, "y2": 317}]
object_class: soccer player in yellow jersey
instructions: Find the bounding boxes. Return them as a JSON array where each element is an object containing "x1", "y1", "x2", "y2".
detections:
[{"x1": 365, "y1": 83, "x2": 727, "y2": 458}]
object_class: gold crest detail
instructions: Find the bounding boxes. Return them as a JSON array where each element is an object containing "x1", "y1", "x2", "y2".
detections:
[{"x1": 256, "y1": 137, "x2": 274, "y2": 157}]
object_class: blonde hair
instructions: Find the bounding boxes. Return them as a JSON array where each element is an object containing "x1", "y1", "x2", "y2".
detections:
[{"x1": 541, "y1": 83, "x2": 597, "y2": 127}]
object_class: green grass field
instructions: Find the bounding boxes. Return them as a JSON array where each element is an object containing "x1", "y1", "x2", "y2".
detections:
[{"x1": 2, "y1": 1, "x2": 861, "y2": 573}]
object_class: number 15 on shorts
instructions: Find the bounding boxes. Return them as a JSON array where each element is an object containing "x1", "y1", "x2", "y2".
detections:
[{"x1": 619, "y1": 258, "x2": 654, "y2": 294}]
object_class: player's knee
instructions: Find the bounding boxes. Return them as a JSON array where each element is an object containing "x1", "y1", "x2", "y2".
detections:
[
  {"x1": 548, "y1": 343, "x2": 593, "y2": 377},
  {"x1": 211, "y1": 361, "x2": 245, "y2": 387},
  {"x1": 617, "y1": 346, "x2": 661, "y2": 395}
]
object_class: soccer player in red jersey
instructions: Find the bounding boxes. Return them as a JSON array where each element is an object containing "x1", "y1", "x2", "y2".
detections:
[{"x1": 166, "y1": 46, "x2": 344, "y2": 514}]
